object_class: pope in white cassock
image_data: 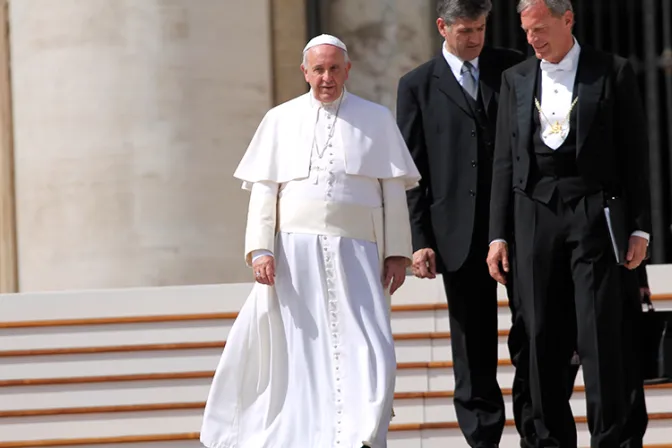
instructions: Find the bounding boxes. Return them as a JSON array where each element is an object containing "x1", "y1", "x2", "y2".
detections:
[{"x1": 199, "y1": 34, "x2": 421, "y2": 448}]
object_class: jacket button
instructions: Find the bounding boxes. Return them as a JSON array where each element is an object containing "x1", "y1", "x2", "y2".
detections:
[
  {"x1": 519, "y1": 178, "x2": 523, "y2": 184},
  {"x1": 471, "y1": 160, "x2": 477, "y2": 167},
  {"x1": 471, "y1": 130, "x2": 476, "y2": 137},
  {"x1": 469, "y1": 190, "x2": 476, "y2": 196}
]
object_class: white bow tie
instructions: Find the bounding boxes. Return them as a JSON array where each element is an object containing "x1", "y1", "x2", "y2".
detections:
[{"x1": 540, "y1": 58, "x2": 573, "y2": 73}]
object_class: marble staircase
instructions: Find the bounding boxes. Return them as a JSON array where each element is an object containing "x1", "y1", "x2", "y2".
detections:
[{"x1": 1, "y1": 268, "x2": 672, "y2": 447}]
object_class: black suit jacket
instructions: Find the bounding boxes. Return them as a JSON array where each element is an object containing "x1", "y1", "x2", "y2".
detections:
[
  {"x1": 489, "y1": 47, "x2": 652, "y2": 242},
  {"x1": 397, "y1": 46, "x2": 525, "y2": 272}
]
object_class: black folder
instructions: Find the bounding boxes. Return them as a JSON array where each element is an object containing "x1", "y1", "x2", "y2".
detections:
[{"x1": 604, "y1": 196, "x2": 629, "y2": 265}]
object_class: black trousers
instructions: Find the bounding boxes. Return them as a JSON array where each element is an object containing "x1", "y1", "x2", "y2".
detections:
[
  {"x1": 441, "y1": 211, "x2": 508, "y2": 447},
  {"x1": 563, "y1": 267, "x2": 649, "y2": 448},
  {"x1": 507, "y1": 239, "x2": 576, "y2": 448},
  {"x1": 513, "y1": 191, "x2": 635, "y2": 448},
  {"x1": 511, "y1": 282, "x2": 648, "y2": 448}
]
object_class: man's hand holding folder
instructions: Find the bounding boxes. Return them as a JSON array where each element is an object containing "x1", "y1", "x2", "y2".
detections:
[
  {"x1": 604, "y1": 196, "x2": 648, "y2": 269},
  {"x1": 625, "y1": 236, "x2": 648, "y2": 270}
]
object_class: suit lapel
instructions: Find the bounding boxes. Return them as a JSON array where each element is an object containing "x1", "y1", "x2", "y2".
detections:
[
  {"x1": 575, "y1": 48, "x2": 605, "y2": 155},
  {"x1": 433, "y1": 55, "x2": 473, "y2": 116},
  {"x1": 514, "y1": 58, "x2": 540, "y2": 155}
]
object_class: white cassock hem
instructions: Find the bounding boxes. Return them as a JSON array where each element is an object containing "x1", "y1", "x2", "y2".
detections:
[{"x1": 200, "y1": 232, "x2": 396, "y2": 448}]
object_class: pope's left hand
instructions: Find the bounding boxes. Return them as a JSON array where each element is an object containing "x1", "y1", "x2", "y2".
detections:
[
  {"x1": 383, "y1": 256, "x2": 408, "y2": 295},
  {"x1": 624, "y1": 235, "x2": 648, "y2": 270}
]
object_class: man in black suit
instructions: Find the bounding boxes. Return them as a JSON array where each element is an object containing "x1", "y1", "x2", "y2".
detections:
[
  {"x1": 396, "y1": 1, "x2": 527, "y2": 446},
  {"x1": 486, "y1": 0, "x2": 651, "y2": 446}
]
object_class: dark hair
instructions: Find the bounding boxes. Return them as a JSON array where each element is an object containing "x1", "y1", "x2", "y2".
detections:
[{"x1": 436, "y1": 0, "x2": 493, "y2": 25}]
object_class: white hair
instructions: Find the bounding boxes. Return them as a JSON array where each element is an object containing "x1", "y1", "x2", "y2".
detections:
[
  {"x1": 517, "y1": 0, "x2": 573, "y2": 15},
  {"x1": 301, "y1": 46, "x2": 350, "y2": 67}
]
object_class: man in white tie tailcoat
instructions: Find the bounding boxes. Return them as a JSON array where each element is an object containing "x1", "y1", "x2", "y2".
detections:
[{"x1": 486, "y1": 1, "x2": 651, "y2": 446}]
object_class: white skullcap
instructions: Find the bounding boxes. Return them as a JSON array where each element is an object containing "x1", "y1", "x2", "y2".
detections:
[{"x1": 303, "y1": 34, "x2": 348, "y2": 54}]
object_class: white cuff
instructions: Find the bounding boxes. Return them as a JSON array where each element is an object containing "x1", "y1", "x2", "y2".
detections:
[
  {"x1": 251, "y1": 249, "x2": 274, "y2": 264},
  {"x1": 489, "y1": 239, "x2": 507, "y2": 246},
  {"x1": 631, "y1": 231, "x2": 650, "y2": 245}
]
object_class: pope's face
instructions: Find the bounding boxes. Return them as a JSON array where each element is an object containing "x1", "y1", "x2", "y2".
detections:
[{"x1": 302, "y1": 44, "x2": 351, "y2": 103}]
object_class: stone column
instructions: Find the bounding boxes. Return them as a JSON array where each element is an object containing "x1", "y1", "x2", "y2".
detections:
[
  {"x1": 271, "y1": 0, "x2": 308, "y2": 105},
  {"x1": 324, "y1": 0, "x2": 436, "y2": 113},
  {"x1": 9, "y1": 0, "x2": 273, "y2": 291},
  {"x1": 0, "y1": 0, "x2": 17, "y2": 293}
]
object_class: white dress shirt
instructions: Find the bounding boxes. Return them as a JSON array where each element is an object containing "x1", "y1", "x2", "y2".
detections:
[
  {"x1": 442, "y1": 44, "x2": 479, "y2": 93},
  {"x1": 538, "y1": 38, "x2": 581, "y2": 150}
]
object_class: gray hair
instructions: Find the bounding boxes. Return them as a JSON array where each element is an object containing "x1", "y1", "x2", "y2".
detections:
[
  {"x1": 301, "y1": 48, "x2": 350, "y2": 67},
  {"x1": 436, "y1": 0, "x2": 493, "y2": 26},
  {"x1": 517, "y1": 0, "x2": 573, "y2": 16}
]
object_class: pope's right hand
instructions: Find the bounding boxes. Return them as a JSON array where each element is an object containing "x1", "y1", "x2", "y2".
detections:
[
  {"x1": 252, "y1": 255, "x2": 275, "y2": 286},
  {"x1": 486, "y1": 242, "x2": 509, "y2": 285},
  {"x1": 412, "y1": 248, "x2": 437, "y2": 279}
]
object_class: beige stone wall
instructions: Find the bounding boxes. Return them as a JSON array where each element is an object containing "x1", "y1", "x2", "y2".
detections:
[
  {"x1": 271, "y1": 0, "x2": 309, "y2": 104},
  {"x1": 0, "y1": 0, "x2": 17, "y2": 293},
  {"x1": 324, "y1": 0, "x2": 437, "y2": 113},
  {"x1": 9, "y1": 0, "x2": 273, "y2": 291},
  {"x1": 4, "y1": 0, "x2": 437, "y2": 293}
]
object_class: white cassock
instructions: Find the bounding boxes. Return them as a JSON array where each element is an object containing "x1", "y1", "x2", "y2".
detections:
[{"x1": 200, "y1": 88, "x2": 420, "y2": 448}]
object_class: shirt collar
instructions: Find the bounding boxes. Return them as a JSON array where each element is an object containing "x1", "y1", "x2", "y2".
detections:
[
  {"x1": 540, "y1": 37, "x2": 581, "y2": 73},
  {"x1": 309, "y1": 86, "x2": 347, "y2": 110},
  {"x1": 442, "y1": 43, "x2": 479, "y2": 80}
]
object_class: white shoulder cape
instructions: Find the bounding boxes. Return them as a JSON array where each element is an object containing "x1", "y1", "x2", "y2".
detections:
[{"x1": 233, "y1": 91, "x2": 421, "y2": 190}]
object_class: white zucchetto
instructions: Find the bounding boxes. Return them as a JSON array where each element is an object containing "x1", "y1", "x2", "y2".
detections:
[{"x1": 303, "y1": 34, "x2": 348, "y2": 54}]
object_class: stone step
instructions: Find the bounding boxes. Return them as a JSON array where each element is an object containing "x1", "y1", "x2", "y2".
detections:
[{"x1": 2, "y1": 415, "x2": 672, "y2": 448}]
